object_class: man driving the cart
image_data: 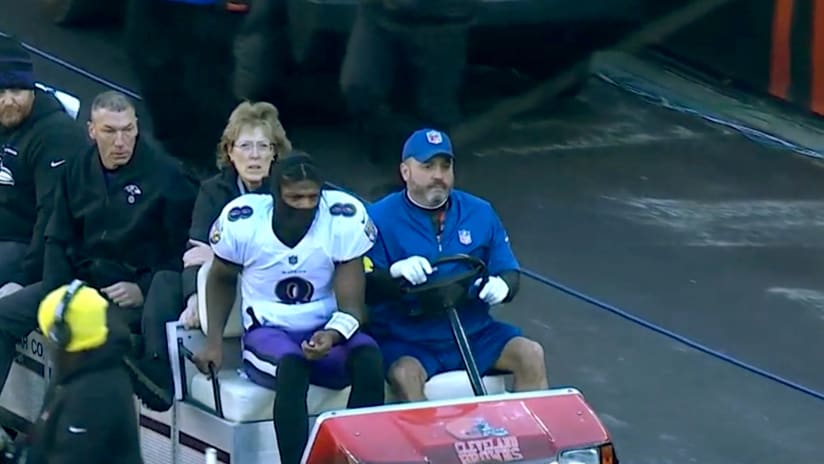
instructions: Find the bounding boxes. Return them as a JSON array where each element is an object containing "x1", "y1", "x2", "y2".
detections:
[
  {"x1": 193, "y1": 152, "x2": 385, "y2": 464},
  {"x1": 365, "y1": 128, "x2": 549, "y2": 402}
]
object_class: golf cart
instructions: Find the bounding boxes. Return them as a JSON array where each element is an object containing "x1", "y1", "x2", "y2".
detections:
[
  {"x1": 157, "y1": 253, "x2": 619, "y2": 463},
  {"x1": 0, "y1": 85, "x2": 617, "y2": 460},
  {"x1": 0, "y1": 245, "x2": 617, "y2": 462}
]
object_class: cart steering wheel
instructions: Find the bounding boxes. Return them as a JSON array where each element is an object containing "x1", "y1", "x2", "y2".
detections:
[
  {"x1": 396, "y1": 254, "x2": 492, "y2": 396},
  {"x1": 397, "y1": 254, "x2": 489, "y2": 314}
]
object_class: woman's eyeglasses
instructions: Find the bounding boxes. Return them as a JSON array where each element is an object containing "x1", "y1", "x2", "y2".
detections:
[{"x1": 234, "y1": 141, "x2": 274, "y2": 155}]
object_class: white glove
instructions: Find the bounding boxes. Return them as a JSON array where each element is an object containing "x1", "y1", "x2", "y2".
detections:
[
  {"x1": 178, "y1": 294, "x2": 201, "y2": 329},
  {"x1": 475, "y1": 276, "x2": 509, "y2": 305},
  {"x1": 0, "y1": 282, "x2": 23, "y2": 299},
  {"x1": 389, "y1": 256, "x2": 433, "y2": 285}
]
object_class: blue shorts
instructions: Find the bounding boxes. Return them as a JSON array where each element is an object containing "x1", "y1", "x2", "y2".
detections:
[{"x1": 375, "y1": 321, "x2": 522, "y2": 379}]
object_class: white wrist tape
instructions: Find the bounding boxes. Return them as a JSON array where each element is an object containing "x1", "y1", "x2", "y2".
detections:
[{"x1": 324, "y1": 311, "x2": 360, "y2": 340}]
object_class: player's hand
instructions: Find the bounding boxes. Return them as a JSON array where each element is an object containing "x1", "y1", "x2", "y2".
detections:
[
  {"x1": 301, "y1": 330, "x2": 341, "y2": 360},
  {"x1": 474, "y1": 276, "x2": 509, "y2": 306},
  {"x1": 101, "y1": 282, "x2": 144, "y2": 308},
  {"x1": 178, "y1": 294, "x2": 201, "y2": 329},
  {"x1": 0, "y1": 282, "x2": 23, "y2": 299},
  {"x1": 389, "y1": 256, "x2": 432, "y2": 285},
  {"x1": 193, "y1": 343, "x2": 223, "y2": 377},
  {"x1": 183, "y1": 240, "x2": 214, "y2": 267}
]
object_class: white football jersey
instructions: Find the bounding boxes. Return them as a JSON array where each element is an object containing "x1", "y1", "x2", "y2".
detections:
[{"x1": 208, "y1": 189, "x2": 378, "y2": 332}]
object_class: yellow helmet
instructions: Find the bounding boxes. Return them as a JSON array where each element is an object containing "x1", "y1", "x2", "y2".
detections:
[{"x1": 38, "y1": 282, "x2": 109, "y2": 352}]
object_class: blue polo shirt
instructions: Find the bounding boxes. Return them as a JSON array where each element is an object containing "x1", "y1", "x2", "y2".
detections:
[{"x1": 366, "y1": 189, "x2": 519, "y2": 344}]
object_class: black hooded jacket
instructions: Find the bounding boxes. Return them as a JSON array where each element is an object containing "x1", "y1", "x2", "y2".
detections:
[
  {"x1": 42, "y1": 137, "x2": 197, "y2": 295},
  {"x1": 0, "y1": 89, "x2": 88, "y2": 285},
  {"x1": 23, "y1": 317, "x2": 142, "y2": 464}
]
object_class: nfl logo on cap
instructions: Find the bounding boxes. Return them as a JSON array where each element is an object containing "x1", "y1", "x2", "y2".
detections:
[
  {"x1": 402, "y1": 128, "x2": 454, "y2": 162},
  {"x1": 426, "y1": 130, "x2": 443, "y2": 144}
]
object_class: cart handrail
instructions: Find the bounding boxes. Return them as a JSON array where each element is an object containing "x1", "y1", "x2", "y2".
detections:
[{"x1": 178, "y1": 340, "x2": 224, "y2": 419}]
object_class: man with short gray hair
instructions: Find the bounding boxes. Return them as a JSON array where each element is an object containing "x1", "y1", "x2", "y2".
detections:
[{"x1": 0, "y1": 90, "x2": 197, "y2": 412}]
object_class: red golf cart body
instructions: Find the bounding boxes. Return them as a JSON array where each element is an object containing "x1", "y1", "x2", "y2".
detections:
[{"x1": 303, "y1": 389, "x2": 617, "y2": 464}]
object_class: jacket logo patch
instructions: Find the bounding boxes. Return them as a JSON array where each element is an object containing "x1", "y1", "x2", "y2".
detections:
[
  {"x1": 458, "y1": 229, "x2": 472, "y2": 245},
  {"x1": 124, "y1": 184, "x2": 142, "y2": 204}
]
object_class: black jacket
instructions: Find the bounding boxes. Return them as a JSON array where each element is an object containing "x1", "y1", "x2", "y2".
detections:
[
  {"x1": 0, "y1": 89, "x2": 89, "y2": 285},
  {"x1": 182, "y1": 167, "x2": 267, "y2": 298},
  {"x1": 43, "y1": 137, "x2": 197, "y2": 295},
  {"x1": 24, "y1": 318, "x2": 142, "y2": 464}
]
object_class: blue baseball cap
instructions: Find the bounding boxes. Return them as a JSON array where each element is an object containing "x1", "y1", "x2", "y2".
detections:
[{"x1": 401, "y1": 128, "x2": 454, "y2": 163}]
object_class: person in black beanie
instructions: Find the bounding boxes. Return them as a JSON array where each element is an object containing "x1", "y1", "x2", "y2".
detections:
[{"x1": 0, "y1": 35, "x2": 88, "y2": 298}]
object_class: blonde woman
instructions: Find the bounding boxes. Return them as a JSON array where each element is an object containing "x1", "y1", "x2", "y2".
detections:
[
  {"x1": 133, "y1": 101, "x2": 291, "y2": 412},
  {"x1": 180, "y1": 101, "x2": 292, "y2": 328}
]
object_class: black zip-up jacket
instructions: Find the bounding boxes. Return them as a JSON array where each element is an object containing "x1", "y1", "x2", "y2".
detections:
[
  {"x1": 182, "y1": 167, "x2": 267, "y2": 298},
  {"x1": 43, "y1": 137, "x2": 197, "y2": 295},
  {"x1": 23, "y1": 320, "x2": 143, "y2": 464},
  {"x1": 0, "y1": 89, "x2": 88, "y2": 285}
]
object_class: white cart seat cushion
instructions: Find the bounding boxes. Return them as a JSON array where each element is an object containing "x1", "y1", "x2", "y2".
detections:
[
  {"x1": 425, "y1": 371, "x2": 508, "y2": 399},
  {"x1": 384, "y1": 370, "x2": 509, "y2": 403},
  {"x1": 190, "y1": 369, "x2": 352, "y2": 423},
  {"x1": 191, "y1": 368, "x2": 510, "y2": 423},
  {"x1": 197, "y1": 258, "x2": 244, "y2": 338}
]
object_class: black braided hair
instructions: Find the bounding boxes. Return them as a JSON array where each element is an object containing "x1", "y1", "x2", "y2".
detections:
[{"x1": 270, "y1": 150, "x2": 323, "y2": 194}]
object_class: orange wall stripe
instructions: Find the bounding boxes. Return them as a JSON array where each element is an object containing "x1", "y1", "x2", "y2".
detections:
[
  {"x1": 810, "y1": 0, "x2": 824, "y2": 114},
  {"x1": 769, "y1": 0, "x2": 794, "y2": 99}
]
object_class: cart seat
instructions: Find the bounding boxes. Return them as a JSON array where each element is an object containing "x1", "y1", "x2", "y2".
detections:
[
  {"x1": 388, "y1": 370, "x2": 508, "y2": 402},
  {"x1": 192, "y1": 259, "x2": 510, "y2": 423},
  {"x1": 190, "y1": 368, "x2": 352, "y2": 422},
  {"x1": 192, "y1": 259, "x2": 356, "y2": 422}
]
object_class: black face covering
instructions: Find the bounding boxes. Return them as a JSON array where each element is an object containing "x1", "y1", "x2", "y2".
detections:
[
  {"x1": 271, "y1": 193, "x2": 318, "y2": 248},
  {"x1": 269, "y1": 151, "x2": 322, "y2": 247}
]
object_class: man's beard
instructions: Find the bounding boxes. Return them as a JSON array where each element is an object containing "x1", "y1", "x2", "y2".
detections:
[
  {"x1": 426, "y1": 188, "x2": 448, "y2": 206},
  {"x1": 0, "y1": 107, "x2": 25, "y2": 128},
  {"x1": 415, "y1": 182, "x2": 449, "y2": 209}
]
